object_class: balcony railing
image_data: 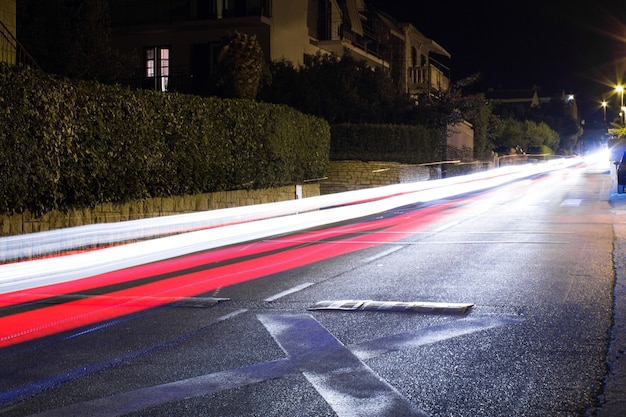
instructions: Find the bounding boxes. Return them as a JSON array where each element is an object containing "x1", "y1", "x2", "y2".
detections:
[
  {"x1": 407, "y1": 57, "x2": 450, "y2": 94},
  {"x1": 341, "y1": 26, "x2": 382, "y2": 59},
  {"x1": 110, "y1": 0, "x2": 272, "y2": 26},
  {"x1": 317, "y1": 19, "x2": 383, "y2": 60}
]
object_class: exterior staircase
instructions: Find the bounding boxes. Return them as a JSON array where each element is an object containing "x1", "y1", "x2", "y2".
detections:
[{"x1": 0, "y1": 18, "x2": 38, "y2": 68}]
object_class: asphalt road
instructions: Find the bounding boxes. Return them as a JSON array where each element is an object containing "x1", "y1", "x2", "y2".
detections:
[{"x1": 0, "y1": 161, "x2": 619, "y2": 417}]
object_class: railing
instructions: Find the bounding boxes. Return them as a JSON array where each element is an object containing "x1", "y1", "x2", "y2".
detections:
[
  {"x1": 342, "y1": 27, "x2": 382, "y2": 59},
  {"x1": 110, "y1": 0, "x2": 272, "y2": 26},
  {"x1": 408, "y1": 64, "x2": 450, "y2": 93},
  {"x1": 0, "y1": 20, "x2": 39, "y2": 68},
  {"x1": 318, "y1": 20, "x2": 382, "y2": 60}
]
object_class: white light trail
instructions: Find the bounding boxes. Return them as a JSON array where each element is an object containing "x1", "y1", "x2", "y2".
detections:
[{"x1": 0, "y1": 159, "x2": 580, "y2": 294}]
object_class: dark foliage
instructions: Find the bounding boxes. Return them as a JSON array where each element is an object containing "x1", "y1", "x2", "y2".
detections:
[
  {"x1": 16, "y1": 0, "x2": 135, "y2": 81},
  {"x1": 0, "y1": 64, "x2": 330, "y2": 216},
  {"x1": 259, "y1": 54, "x2": 415, "y2": 124}
]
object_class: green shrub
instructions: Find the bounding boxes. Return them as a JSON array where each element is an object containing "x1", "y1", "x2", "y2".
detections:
[
  {"x1": 0, "y1": 63, "x2": 330, "y2": 215},
  {"x1": 330, "y1": 123, "x2": 442, "y2": 164}
]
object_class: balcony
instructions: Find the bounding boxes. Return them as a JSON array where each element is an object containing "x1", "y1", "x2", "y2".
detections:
[
  {"x1": 407, "y1": 57, "x2": 450, "y2": 96},
  {"x1": 312, "y1": 20, "x2": 385, "y2": 67},
  {"x1": 110, "y1": 0, "x2": 272, "y2": 27}
]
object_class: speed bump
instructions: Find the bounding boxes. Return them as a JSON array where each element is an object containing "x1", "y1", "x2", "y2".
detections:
[{"x1": 308, "y1": 299, "x2": 473, "y2": 314}]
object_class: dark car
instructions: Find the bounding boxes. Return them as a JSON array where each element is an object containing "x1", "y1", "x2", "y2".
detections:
[{"x1": 618, "y1": 151, "x2": 626, "y2": 193}]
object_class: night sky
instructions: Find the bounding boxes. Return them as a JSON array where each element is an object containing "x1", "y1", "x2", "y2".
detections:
[{"x1": 369, "y1": 0, "x2": 626, "y2": 123}]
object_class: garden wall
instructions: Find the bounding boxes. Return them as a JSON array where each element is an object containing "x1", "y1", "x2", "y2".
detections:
[{"x1": 0, "y1": 184, "x2": 319, "y2": 236}]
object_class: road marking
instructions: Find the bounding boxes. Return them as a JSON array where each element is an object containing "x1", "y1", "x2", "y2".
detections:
[
  {"x1": 350, "y1": 316, "x2": 519, "y2": 360},
  {"x1": 215, "y1": 308, "x2": 247, "y2": 322},
  {"x1": 561, "y1": 199, "x2": 582, "y2": 206},
  {"x1": 28, "y1": 314, "x2": 520, "y2": 416},
  {"x1": 1, "y1": 308, "x2": 246, "y2": 409},
  {"x1": 263, "y1": 282, "x2": 313, "y2": 302},
  {"x1": 259, "y1": 314, "x2": 428, "y2": 417},
  {"x1": 433, "y1": 221, "x2": 461, "y2": 232},
  {"x1": 362, "y1": 246, "x2": 404, "y2": 262}
]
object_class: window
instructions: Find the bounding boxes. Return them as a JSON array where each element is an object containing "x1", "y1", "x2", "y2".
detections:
[{"x1": 145, "y1": 46, "x2": 170, "y2": 91}]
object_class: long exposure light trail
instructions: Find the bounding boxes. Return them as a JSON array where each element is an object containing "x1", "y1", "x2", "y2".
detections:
[
  {"x1": 0, "y1": 200, "x2": 462, "y2": 347},
  {"x1": 0, "y1": 159, "x2": 576, "y2": 264},
  {"x1": 0, "y1": 159, "x2": 580, "y2": 347}
]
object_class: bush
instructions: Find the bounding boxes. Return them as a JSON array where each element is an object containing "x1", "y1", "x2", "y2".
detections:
[
  {"x1": 330, "y1": 123, "x2": 442, "y2": 164},
  {"x1": 0, "y1": 63, "x2": 330, "y2": 215}
]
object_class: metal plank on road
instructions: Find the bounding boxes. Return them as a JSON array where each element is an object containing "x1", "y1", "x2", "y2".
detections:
[{"x1": 308, "y1": 299, "x2": 474, "y2": 314}]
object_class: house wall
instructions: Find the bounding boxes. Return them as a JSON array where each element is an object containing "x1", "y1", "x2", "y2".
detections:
[
  {"x1": 110, "y1": 1, "x2": 319, "y2": 82},
  {"x1": 0, "y1": 0, "x2": 16, "y2": 64},
  {"x1": 110, "y1": 18, "x2": 273, "y2": 83},
  {"x1": 109, "y1": 1, "x2": 450, "y2": 98},
  {"x1": 270, "y1": 0, "x2": 317, "y2": 65},
  {"x1": 447, "y1": 121, "x2": 474, "y2": 161}
]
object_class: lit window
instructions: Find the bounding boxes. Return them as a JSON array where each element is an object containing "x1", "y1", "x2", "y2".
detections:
[
  {"x1": 145, "y1": 46, "x2": 170, "y2": 91},
  {"x1": 146, "y1": 48, "x2": 155, "y2": 77}
]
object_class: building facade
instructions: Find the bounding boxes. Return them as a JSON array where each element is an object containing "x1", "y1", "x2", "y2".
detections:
[
  {"x1": 0, "y1": 0, "x2": 38, "y2": 68},
  {"x1": 108, "y1": 0, "x2": 451, "y2": 98},
  {"x1": 0, "y1": 0, "x2": 16, "y2": 64}
]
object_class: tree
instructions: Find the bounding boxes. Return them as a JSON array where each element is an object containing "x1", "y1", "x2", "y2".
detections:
[
  {"x1": 217, "y1": 32, "x2": 267, "y2": 100},
  {"x1": 492, "y1": 118, "x2": 559, "y2": 154},
  {"x1": 259, "y1": 54, "x2": 414, "y2": 124},
  {"x1": 17, "y1": 0, "x2": 133, "y2": 81},
  {"x1": 410, "y1": 74, "x2": 497, "y2": 161},
  {"x1": 493, "y1": 94, "x2": 582, "y2": 154}
]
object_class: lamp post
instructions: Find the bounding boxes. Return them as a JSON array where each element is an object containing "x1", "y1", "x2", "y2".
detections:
[
  {"x1": 617, "y1": 85, "x2": 625, "y2": 124},
  {"x1": 602, "y1": 100, "x2": 608, "y2": 124}
]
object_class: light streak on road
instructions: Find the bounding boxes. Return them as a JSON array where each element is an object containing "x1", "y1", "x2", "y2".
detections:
[
  {"x1": 0, "y1": 159, "x2": 578, "y2": 293},
  {"x1": 0, "y1": 159, "x2": 580, "y2": 347}
]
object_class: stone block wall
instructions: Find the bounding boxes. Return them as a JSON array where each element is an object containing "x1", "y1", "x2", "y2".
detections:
[
  {"x1": 320, "y1": 160, "x2": 433, "y2": 194},
  {"x1": 0, "y1": 184, "x2": 319, "y2": 236}
]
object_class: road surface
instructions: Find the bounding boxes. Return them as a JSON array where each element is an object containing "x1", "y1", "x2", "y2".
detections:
[{"x1": 0, "y1": 160, "x2": 620, "y2": 416}]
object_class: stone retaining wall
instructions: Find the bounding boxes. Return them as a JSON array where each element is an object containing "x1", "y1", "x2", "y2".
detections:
[
  {"x1": 0, "y1": 160, "x2": 489, "y2": 236},
  {"x1": 0, "y1": 184, "x2": 319, "y2": 236},
  {"x1": 320, "y1": 160, "x2": 434, "y2": 194}
]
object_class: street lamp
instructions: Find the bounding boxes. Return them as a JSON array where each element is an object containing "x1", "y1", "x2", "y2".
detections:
[
  {"x1": 602, "y1": 100, "x2": 608, "y2": 124},
  {"x1": 617, "y1": 86, "x2": 625, "y2": 124}
]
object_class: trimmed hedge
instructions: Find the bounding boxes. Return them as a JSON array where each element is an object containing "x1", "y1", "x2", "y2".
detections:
[
  {"x1": 0, "y1": 63, "x2": 330, "y2": 215},
  {"x1": 330, "y1": 123, "x2": 442, "y2": 164}
]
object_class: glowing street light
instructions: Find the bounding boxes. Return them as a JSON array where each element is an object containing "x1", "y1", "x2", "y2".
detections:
[
  {"x1": 602, "y1": 100, "x2": 608, "y2": 124},
  {"x1": 617, "y1": 86, "x2": 625, "y2": 124}
]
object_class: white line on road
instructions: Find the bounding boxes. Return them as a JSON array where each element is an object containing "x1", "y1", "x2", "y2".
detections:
[
  {"x1": 263, "y1": 282, "x2": 314, "y2": 302},
  {"x1": 362, "y1": 246, "x2": 404, "y2": 262},
  {"x1": 216, "y1": 309, "x2": 247, "y2": 322},
  {"x1": 27, "y1": 314, "x2": 520, "y2": 417},
  {"x1": 561, "y1": 199, "x2": 582, "y2": 206},
  {"x1": 433, "y1": 220, "x2": 462, "y2": 232}
]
